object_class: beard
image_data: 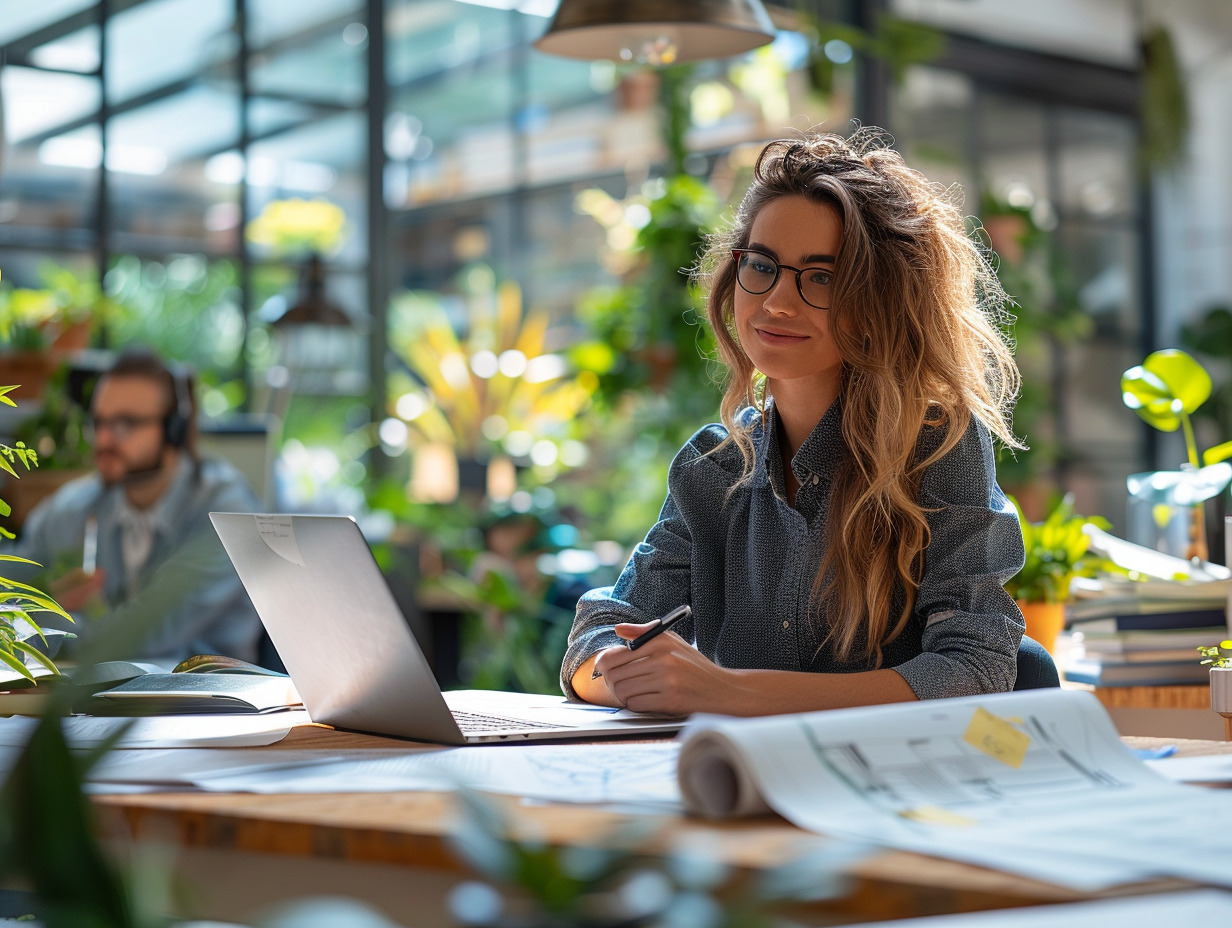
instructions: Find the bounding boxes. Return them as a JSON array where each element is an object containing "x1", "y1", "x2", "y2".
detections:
[{"x1": 96, "y1": 446, "x2": 165, "y2": 486}]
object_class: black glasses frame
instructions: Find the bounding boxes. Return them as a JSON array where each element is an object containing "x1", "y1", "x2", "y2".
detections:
[
  {"x1": 85, "y1": 413, "x2": 165, "y2": 442},
  {"x1": 731, "y1": 248, "x2": 832, "y2": 310}
]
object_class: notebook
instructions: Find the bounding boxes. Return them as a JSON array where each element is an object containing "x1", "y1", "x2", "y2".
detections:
[{"x1": 209, "y1": 512, "x2": 685, "y2": 744}]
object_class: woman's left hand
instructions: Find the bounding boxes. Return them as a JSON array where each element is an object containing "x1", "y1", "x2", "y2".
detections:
[{"x1": 593, "y1": 621, "x2": 738, "y2": 716}]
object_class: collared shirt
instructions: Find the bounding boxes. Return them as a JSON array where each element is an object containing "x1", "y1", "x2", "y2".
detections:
[
  {"x1": 6, "y1": 455, "x2": 263, "y2": 663},
  {"x1": 560, "y1": 401, "x2": 1026, "y2": 701}
]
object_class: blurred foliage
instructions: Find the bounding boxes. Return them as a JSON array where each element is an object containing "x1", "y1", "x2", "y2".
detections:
[
  {"x1": 246, "y1": 198, "x2": 347, "y2": 258},
  {"x1": 367, "y1": 481, "x2": 578, "y2": 695},
  {"x1": 1139, "y1": 25, "x2": 1188, "y2": 173},
  {"x1": 564, "y1": 65, "x2": 727, "y2": 546},
  {"x1": 447, "y1": 787, "x2": 861, "y2": 928},
  {"x1": 572, "y1": 174, "x2": 721, "y2": 414},
  {"x1": 0, "y1": 709, "x2": 173, "y2": 928},
  {"x1": 104, "y1": 255, "x2": 247, "y2": 411},
  {"x1": 0, "y1": 383, "x2": 75, "y2": 682},
  {"x1": 13, "y1": 362, "x2": 92, "y2": 470},
  {"x1": 448, "y1": 566, "x2": 575, "y2": 696},
  {"x1": 982, "y1": 201, "x2": 1093, "y2": 488},
  {"x1": 796, "y1": 8, "x2": 947, "y2": 94},
  {"x1": 387, "y1": 276, "x2": 595, "y2": 466},
  {"x1": 1006, "y1": 493, "x2": 1112, "y2": 604},
  {"x1": 0, "y1": 287, "x2": 58, "y2": 351},
  {"x1": 0, "y1": 261, "x2": 125, "y2": 352}
]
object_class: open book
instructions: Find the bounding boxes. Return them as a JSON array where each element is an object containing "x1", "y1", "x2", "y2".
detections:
[
  {"x1": 675, "y1": 688, "x2": 1232, "y2": 891},
  {"x1": 0, "y1": 654, "x2": 301, "y2": 716}
]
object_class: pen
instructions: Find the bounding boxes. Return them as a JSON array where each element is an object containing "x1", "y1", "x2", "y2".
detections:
[
  {"x1": 82, "y1": 516, "x2": 98, "y2": 576},
  {"x1": 591, "y1": 604, "x2": 692, "y2": 679}
]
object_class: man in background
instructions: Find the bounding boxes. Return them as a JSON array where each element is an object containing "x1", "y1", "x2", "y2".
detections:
[{"x1": 7, "y1": 348, "x2": 262, "y2": 665}]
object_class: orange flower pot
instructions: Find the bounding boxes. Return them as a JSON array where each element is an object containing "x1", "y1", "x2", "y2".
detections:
[{"x1": 1016, "y1": 600, "x2": 1066, "y2": 656}]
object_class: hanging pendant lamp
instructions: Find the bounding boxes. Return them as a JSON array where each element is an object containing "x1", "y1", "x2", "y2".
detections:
[{"x1": 535, "y1": 0, "x2": 776, "y2": 65}]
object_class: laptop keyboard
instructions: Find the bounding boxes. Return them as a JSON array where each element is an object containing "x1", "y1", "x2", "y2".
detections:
[{"x1": 451, "y1": 710, "x2": 570, "y2": 733}]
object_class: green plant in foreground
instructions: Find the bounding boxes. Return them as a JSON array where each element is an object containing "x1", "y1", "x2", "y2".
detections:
[
  {"x1": 0, "y1": 384, "x2": 74, "y2": 682},
  {"x1": 1005, "y1": 494, "x2": 1111, "y2": 604}
]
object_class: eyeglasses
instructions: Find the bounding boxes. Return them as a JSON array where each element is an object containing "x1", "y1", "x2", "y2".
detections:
[
  {"x1": 85, "y1": 414, "x2": 163, "y2": 442},
  {"x1": 731, "y1": 249, "x2": 833, "y2": 309}
]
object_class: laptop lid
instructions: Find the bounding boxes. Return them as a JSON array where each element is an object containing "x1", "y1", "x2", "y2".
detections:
[{"x1": 209, "y1": 512, "x2": 684, "y2": 744}]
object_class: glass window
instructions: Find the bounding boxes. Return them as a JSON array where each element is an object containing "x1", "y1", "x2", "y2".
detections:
[
  {"x1": 250, "y1": 0, "x2": 364, "y2": 47},
  {"x1": 0, "y1": 0, "x2": 96, "y2": 46},
  {"x1": 0, "y1": 121, "x2": 100, "y2": 249},
  {"x1": 890, "y1": 68, "x2": 1144, "y2": 531},
  {"x1": 2, "y1": 65, "x2": 100, "y2": 146},
  {"x1": 108, "y1": 86, "x2": 241, "y2": 257},
  {"x1": 250, "y1": 18, "x2": 368, "y2": 106},
  {"x1": 979, "y1": 93, "x2": 1050, "y2": 214},
  {"x1": 891, "y1": 67, "x2": 976, "y2": 198},
  {"x1": 106, "y1": 0, "x2": 233, "y2": 105},
  {"x1": 1056, "y1": 108, "x2": 1136, "y2": 222},
  {"x1": 28, "y1": 25, "x2": 100, "y2": 73}
]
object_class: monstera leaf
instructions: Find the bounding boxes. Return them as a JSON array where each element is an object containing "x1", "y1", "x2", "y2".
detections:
[{"x1": 1121, "y1": 349, "x2": 1211, "y2": 432}]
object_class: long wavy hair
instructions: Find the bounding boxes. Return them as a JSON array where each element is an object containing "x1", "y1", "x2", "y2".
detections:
[{"x1": 698, "y1": 128, "x2": 1022, "y2": 666}]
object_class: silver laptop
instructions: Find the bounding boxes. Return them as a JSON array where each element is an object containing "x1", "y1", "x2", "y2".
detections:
[{"x1": 209, "y1": 512, "x2": 685, "y2": 744}]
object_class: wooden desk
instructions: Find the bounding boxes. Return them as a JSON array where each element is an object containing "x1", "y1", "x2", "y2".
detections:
[
  {"x1": 91, "y1": 726, "x2": 1232, "y2": 927},
  {"x1": 1061, "y1": 680, "x2": 1229, "y2": 739}
]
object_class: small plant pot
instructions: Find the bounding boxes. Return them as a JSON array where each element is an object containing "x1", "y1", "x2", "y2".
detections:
[
  {"x1": 1016, "y1": 600, "x2": 1066, "y2": 656},
  {"x1": 1210, "y1": 666, "x2": 1232, "y2": 714}
]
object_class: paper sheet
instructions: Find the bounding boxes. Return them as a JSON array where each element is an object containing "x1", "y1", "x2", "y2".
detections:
[
  {"x1": 1146, "y1": 752, "x2": 1232, "y2": 783},
  {"x1": 0, "y1": 709, "x2": 310, "y2": 749},
  {"x1": 86, "y1": 741, "x2": 682, "y2": 807},
  {"x1": 677, "y1": 689, "x2": 1232, "y2": 891}
]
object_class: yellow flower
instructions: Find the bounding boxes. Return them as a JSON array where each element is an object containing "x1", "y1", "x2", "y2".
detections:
[{"x1": 247, "y1": 198, "x2": 347, "y2": 256}]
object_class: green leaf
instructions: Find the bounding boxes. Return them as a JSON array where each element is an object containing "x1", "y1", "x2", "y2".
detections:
[
  {"x1": 5, "y1": 714, "x2": 142, "y2": 925},
  {"x1": 11, "y1": 639, "x2": 59, "y2": 675},
  {"x1": 1121, "y1": 350, "x2": 1210, "y2": 433},
  {"x1": 1204, "y1": 439, "x2": 1232, "y2": 466},
  {"x1": 0, "y1": 648, "x2": 35, "y2": 683},
  {"x1": 5, "y1": 609, "x2": 47, "y2": 641},
  {"x1": 20, "y1": 594, "x2": 73, "y2": 622},
  {"x1": 0, "y1": 386, "x2": 18, "y2": 407},
  {"x1": 0, "y1": 554, "x2": 45, "y2": 566},
  {"x1": 1146, "y1": 348, "x2": 1211, "y2": 411}
]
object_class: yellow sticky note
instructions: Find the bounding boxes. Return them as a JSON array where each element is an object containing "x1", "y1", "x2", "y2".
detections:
[
  {"x1": 899, "y1": 805, "x2": 978, "y2": 827},
  {"x1": 963, "y1": 706, "x2": 1030, "y2": 768}
]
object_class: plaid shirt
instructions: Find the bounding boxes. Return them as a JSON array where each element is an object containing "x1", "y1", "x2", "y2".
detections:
[{"x1": 561, "y1": 401, "x2": 1025, "y2": 701}]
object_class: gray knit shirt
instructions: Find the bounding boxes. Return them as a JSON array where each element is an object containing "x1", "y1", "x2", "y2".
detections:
[{"x1": 560, "y1": 400, "x2": 1026, "y2": 701}]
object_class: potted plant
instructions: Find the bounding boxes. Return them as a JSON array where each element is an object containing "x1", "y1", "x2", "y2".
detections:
[
  {"x1": 0, "y1": 288, "x2": 61, "y2": 398},
  {"x1": 1198, "y1": 640, "x2": 1232, "y2": 732},
  {"x1": 0, "y1": 263, "x2": 122, "y2": 399},
  {"x1": 1006, "y1": 494, "x2": 1111, "y2": 655}
]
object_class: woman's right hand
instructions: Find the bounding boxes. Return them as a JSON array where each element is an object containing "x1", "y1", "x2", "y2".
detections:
[{"x1": 570, "y1": 620, "x2": 663, "y2": 707}]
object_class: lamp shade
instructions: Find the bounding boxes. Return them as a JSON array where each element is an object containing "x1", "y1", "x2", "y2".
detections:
[
  {"x1": 272, "y1": 253, "x2": 351, "y2": 329},
  {"x1": 535, "y1": 0, "x2": 776, "y2": 64}
]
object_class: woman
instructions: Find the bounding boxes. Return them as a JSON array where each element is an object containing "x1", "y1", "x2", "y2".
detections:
[{"x1": 563, "y1": 128, "x2": 1029, "y2": 717}]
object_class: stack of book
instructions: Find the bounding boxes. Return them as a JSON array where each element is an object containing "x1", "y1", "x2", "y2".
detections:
[{"x1": 1061, "y1": 578, "x2": 1230, "y2": 686}]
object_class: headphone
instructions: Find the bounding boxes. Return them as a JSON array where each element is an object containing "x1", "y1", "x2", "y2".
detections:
[{"x1": 163, "y1": 363, "x2": 193, "y2": 449}]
